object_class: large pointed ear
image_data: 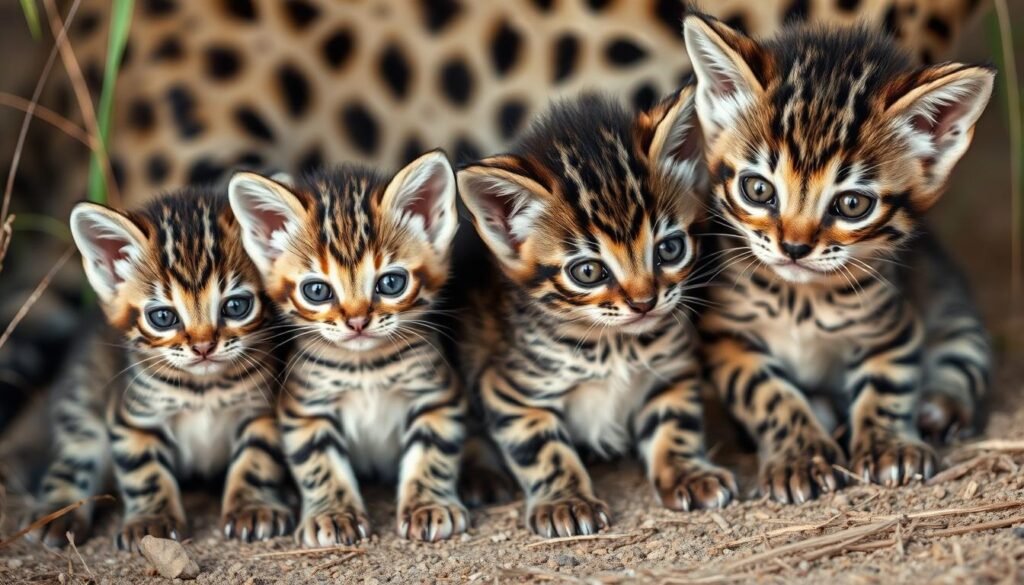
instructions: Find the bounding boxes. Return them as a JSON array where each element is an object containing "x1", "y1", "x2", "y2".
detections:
[
  {"x1": 456, "y1": 156, "x2": 549, "y2": 270},
  {"x1": 379, "y1": 149, "x2": 458, "y2": 256},
  {"x1": 683, "y1": 13, "x2": 766, "y2": 143},
  {"x1": 69, "y1": 202, "x2": 149, "y2": 303},
  {"x1": 886, "y1": 63, "x2": 995, "y2": 202},
  {"x1": 639, "y1": 85, "x2": 706, "y2": 191},
  {"x1": 228, "y1": 171, "x2": 307, "y2": 273}
]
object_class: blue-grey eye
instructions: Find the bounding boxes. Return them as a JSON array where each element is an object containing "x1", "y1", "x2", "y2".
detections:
[
  {"x1": 657, "y1": 236, "x2": 686, "y2": 264},
  {"x1": 376, "y1": 271, "x2": 408, "y2": 297},
  {"x1": 568, "y1": 260, "x2": 609, "y2": 287},
  {"x1": 301, "y1": 280, "x2": 333, "y2": 303},
  {"x1": 146, "y1": 307, "x2": 180, "y2": 330},
  {"x1": 222, "y1": 294, "x2": 254, "y2": 319}
]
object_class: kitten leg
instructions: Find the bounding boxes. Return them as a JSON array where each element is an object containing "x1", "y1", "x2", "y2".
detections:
[
  {"x1": 109, "y1": 410, "x2": 186, "y2": 552},
  {"x1": 220, "y1": 412, "x2": 294, "y2": 542},
  {"x1": 848, "y1": 312, "x2": 938, "y2": 486},
  {"x1": 480, "y1": 368, "x2": 610, "y2": 537},
  {"x1": 33, "y1": 397, "x2": 109, "y2": 548},
  {"x1": 396, "y1": 381, "x2": 468, "y2": 542},
  {"x1": 280, "y1": 395, "x2": 369, "y2": 548},
  {"x1": 705, "y1": 337, "x2": 845, "y2": 504},
  {"x1": 635, "y1": 367, "x2": 735, "y2": 512}
]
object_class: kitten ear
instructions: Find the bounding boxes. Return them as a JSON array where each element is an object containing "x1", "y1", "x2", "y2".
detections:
[
  {"x1": 379, "y1": 149, "x2": 458, "y2": 256},
  {"x1": 228, "y1": 171, "x2": 307, "y2": 273},
  {"x1": 457, "y1": 156, "x2": 549, "y2": 269},
  {"x1": 69, "y1": 202, "x2": 148, "y2": 303},
  {"x1": 641, "y1": 85, "x2": 706, "y2": 190},
  {"x1": 683, "y1": 13, "x2": 766, "y2": 143},
  {"x1": 886, "y1": 63, "x2": 995, "y2": 203}
]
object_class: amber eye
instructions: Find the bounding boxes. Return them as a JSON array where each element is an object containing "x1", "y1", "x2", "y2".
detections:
[
  {"x1": 568, "y1": 260, "x2": 609, "y2": 287},
  {"x1": 832, "y1": 191, "x2": 875, "y2": 220},
  {"x1": 740, "y1": 175, "x2": 776, "y2": 206}
]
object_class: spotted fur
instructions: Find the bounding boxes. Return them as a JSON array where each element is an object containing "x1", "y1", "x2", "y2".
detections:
[
  {"x1": 457, "y1": 88, "x2": 736, "y2": 538},
  {"x1": 685, "y1": 13, "x2": 994, "y2": 503},
  {"x1": 31, "y1": 189, "x2": 291, "y2": 551},
  {"x1": 228, "y1": 151, "x2": 468, "y2": 546}
]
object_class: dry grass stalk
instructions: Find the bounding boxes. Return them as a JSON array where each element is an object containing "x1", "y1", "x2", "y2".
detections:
[
  {"x1": 846, "y1": 500, "x2": 1024, "y2": 523},
  {"x1": 250, "y1": 545, "x2": 366, "y2": 559},
  {"x1": 709, "y1": 513, "x2": 731, "y2": 534},
  {"x1": 524, "y1": 531, "x2": 646, "y2": 549},
  {"x1": 927, "y1": 454, "x2": 997, "y2": 485},
  {"x1": 309, "y1": 551, "x2": 363, "y2": 575},
  {"x1": 0, "y1": 215, "x2": 12, "y2": 274},
  {"x1": 0, "y1": 494, "x2": 113, "y2": 547},
  {"x1": 0, "y1": 92, "x2": 90, "y2": 147},
  {"x1": 41, "y1": 0, "x2": 120, "y2": 206},
  {"x1": 0, "y1": 246, "x2": 74, "y2": 351},
  {"x1": 714, "y1": 513, "x2": 844, "y2": 551},
  {"x1": 960, "y1": 440, "x2": 1024, "y2": 452},
  {"x1": 926, "y1": 513, "x2": 1024, "y2": 538},
  {"x1": 66, "y1": 531, "x2": 95, "y2": 583}
]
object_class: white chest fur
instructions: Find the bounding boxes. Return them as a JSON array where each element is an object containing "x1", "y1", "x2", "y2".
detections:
[
  {"x1": 339, "y1": 386, "x2": 408, "y2": 480},
  {"x1": 171, "y1": 407, "x2": 234, "y2": 478}
]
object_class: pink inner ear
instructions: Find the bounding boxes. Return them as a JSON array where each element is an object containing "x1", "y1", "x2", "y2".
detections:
[
  {"x1": 92, "y1": 233, "x2": 132, "y2": 285},
  {"x1": 669, "y1": 124, "x2": 701, "y2": 163},
  {"x1": 711, "y1": 70, "x2": 737, "y2": 96},
  {"x1": 254, "y1": 206, "x2": 288, "y2": 241},
  {"x1": 405, "y1": 172, "x2": 445, "y2": 233},
  {"x1": 912, "y1": 99, "x2": 968, "y2": 140},
  {"x1": 476, "y1": 183, "x2": 520, "y2": 249}
]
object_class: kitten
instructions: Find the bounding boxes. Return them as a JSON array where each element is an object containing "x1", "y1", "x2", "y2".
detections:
[
  {"x1": 33, "y1": 189, "x2": 291, "y2": 550},
  {"x1": 228, "y1": 151, "x2": 468, "y2": 546},
  {"x1": 456, "y1": 89, "x2": 735, "y2": 538},
  {"x1": 684, "y1": 13, "x2": 993, "y2": 502}
]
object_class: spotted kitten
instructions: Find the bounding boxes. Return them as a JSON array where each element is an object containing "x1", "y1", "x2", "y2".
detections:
[
  {"x1": 684, "y1": 13, "x2": 993, "y2": 503},
  {"x1": 228, "y1": 151, "x2": 468, "y2": 546},
  {"x1": 33, "y1": 190, "x2": 291, "y2": 551},
  {"x1": 457, "y1": 89, "x2": 736, "y2": 538}
]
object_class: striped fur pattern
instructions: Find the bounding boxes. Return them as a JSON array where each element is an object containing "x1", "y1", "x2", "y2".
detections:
[
  {"x1": 457, "y1": 90, "x2": 736, "y2": 538},
  {"x1": 34, "y1": 189, "x2": 290, "y2": 551},
  {"x1": 228, "y1": 151, "x2": 467, "y2": 546},
  {"x1": 685, "y1": 13, "x2": 994, "y2": 503}
]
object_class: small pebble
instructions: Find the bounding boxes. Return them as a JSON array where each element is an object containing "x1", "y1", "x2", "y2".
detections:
[{"x1": 7, "y1": 559, "x2": 23, "y2": 569}]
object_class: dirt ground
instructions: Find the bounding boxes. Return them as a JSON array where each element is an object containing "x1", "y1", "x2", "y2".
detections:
[{"x1": 0, "y1": 354, "x2": 1023, "y2": 585}]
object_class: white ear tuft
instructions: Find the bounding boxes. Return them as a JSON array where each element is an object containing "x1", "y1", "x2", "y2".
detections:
[
  {"x1": 887, "y1": 65, "x2": 995, "y2": 197},
  {"x1": 380, "y1": 150, "x2": 458, "y2": 256},
  {"x1": 645, "y1": 87, "x2": 706, "y2": 192},
  {"x1": 69, "y1": 202, "x2": 147, "y2": 303},
  {"x1": 228, "y1": 171, "x2": 306, "y2": 273},
  {"x1": 683, "y1": 15, "x2": 764, "y2": 144},
  {"x1": 270, "y1": 172, "x2": 295, "y2": 187},
  {"x1": 457, "y1": 160, "x2": 547, "y2": 268}
]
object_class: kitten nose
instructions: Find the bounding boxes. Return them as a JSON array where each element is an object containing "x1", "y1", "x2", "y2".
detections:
[
  {"x1": 626, "y1": 297, "x2": 656, "y2": 314},
  {"x1": 781, "y1": 242, "x2": 813, "y2": 260},
  {"x1": 191, "y1": 341, "x2": 215, "y2": 357},
  {"x1": 347, "y1": 316, "x2": 369, "y2": 333}
]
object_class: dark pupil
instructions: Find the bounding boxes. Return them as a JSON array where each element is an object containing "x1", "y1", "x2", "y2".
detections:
[
  {"x1": 305, "y1": 282, "x2": 329, "y2": 301},
  {"x1": 379, "y1": 274, "x2": 405, "y2": 294},
  {"x1": 844, "y1": 195, "x2": 862, "y2": 213},
  {"x1": 660, "y1": 239, "x2": 681, "y2": 259},
  {"x1": 152, "y1": 310, "x2": 173, "y2": 327},
  {"x1": 226, "y1": 299, "x2": 246, "y2": 316},
  {"x1": 581, "y1": 264, "x2": 595, "y2": 279}
]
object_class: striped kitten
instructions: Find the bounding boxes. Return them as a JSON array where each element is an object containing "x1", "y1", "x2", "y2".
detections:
[
  {"x1": 684, "y1": 14, "x2": 993, "y2": 503},
  {"x1": 228, "y1": 151, "x2": 467, "y2": 546},
  {"x1": 457, "y1": 90, "x2": 735, "y2": 538},
  {"x1": 34, "y1": 189, "x2": 291, "y2": 551}
]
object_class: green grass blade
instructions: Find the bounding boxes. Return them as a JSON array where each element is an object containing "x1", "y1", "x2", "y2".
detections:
[
  {"x1": 86, "y1": 0, "x2": 134, "y2": 204},
  {"x1": 18, "y1": 0, "x2": 41, "y2": 40}
]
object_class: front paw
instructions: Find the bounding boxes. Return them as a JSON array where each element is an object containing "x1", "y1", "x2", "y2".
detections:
[
  {"x1": 221, "y1": 504, "x2": 294, "y2": 542},
  {"x1": 759, "y1": 437, "x2": 846, "y2": 505},
  {"x1": 398, "y1": 501, "x2": 469, "y2": 542},
  {"x1": 656, "y1": 461, "x2": 736, "y2": 512},
  {"x1": 295, "y1": 507, "x2": 371, "y2": 548},
  {"x1": 31, "y1": 505, "x2": 91, "y2": 549},
  {"x1": 852, "y1": 435, "x2": 937, "y2": 486},
  {"x1": 528, "y1": 496, "x2": 611, "y2": 538},
  {"x1": 117, "y1": 514, "x2": 185, "y2": 553},
  {"x1": 918, "y1": 391, "x2": 973, "y2": 445}
]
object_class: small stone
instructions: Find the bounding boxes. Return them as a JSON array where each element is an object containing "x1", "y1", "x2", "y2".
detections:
[
  {"x1": 1013, "y1": 526, "x2": 1024, "y2": 539},
  {"x1": 7, "y1": 559, "x2": 23, "y2": 569},
  {"x1": 228, "y1": 562, "x2": 244, "y2": 576},
  {"x1": 139, "y1": 535, "x2": 200, "y2": 580},
  {"x1": 798, "y1": 560, "x2": 810, "y2": 571},
  {"x1": 555, "y1": 554, "x2": 579, "y2": 567}
]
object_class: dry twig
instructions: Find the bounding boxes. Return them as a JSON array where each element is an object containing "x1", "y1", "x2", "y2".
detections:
[
  {"x1": 66, "y1": 531, "x2": 96, "y2": 583},
  {"x1": 0, "y1": 494, "x2": 114, "y2": 548},
  {"x1": 0, "y1": 246, "x2": 74, "y2": 351},
  {"x1": 309, "y1": 551, "x2": 363, "y2": 575},
  {"x1": 524, "y1": 531, "x2": 647, "y2": 549},
  {"x1": 250, "y1": 545, "x2": 366, "y2": 559}
]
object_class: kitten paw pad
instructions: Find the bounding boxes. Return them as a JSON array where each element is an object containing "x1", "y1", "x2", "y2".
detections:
[
  {"x1": 296, "y1": 508, "x2": 371, "y2": 548},
  {"x1": 398, "y1": 502, "x2": 469, "y2": 542},
  {"x1": 221, "y1": 505, "x2": 294, "y2": 542},
  {"x1": 852, "y1": 439, "x2": 937, "y2": 487},
  {"x1": 759, "y1": 441, "x2": 846, "y2": 505},
  {"x1": 117, "y1": 515, "x2": 185, "y2": 553},
  {"x1": 528, "y1": 496, "x2": 611, "y2": 538}
]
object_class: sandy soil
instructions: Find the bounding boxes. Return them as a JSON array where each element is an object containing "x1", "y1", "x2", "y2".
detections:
[{"x1": 1, "y1": 355, "x2": 1024, "y2": 585}]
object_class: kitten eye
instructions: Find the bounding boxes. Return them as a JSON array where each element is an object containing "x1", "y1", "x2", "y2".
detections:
[
  {"x1": 146, "y1": 307, "x2": 180, "y2": 330},
  {"x1": 740, "y1": 175, "x2": 776, "y2": 206},
  {"x1": 301, "y1": 280, "x2": 334, "y2": 303},
  {"x1": 832, "y1": 191, "x2": 875, "y2": 220},
  {"x1": 568, "y1": 260, "x2": 609, "y2": 287},
  {"x1": 657, "y1": 236, "x2": 686, "y2": 264},
  {"x1": 222, "y1": 294, "x2": 254, "y2": 320},
  {"x1": 376, "y1": 270, "x2": 408, "y2": 297}
]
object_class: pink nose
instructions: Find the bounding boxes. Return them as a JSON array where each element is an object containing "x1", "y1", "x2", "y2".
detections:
[
  {"x1": 191, "y1": 341, "x2": 215, "y2": 357},
  {"x1": 347, "y1": 316, "x2": 369, "y2": 333}
]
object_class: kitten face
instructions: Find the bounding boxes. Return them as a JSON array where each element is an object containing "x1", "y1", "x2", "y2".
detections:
[
  {"x1": 70, "y1": 190, "x2": 267, "y2": 377},
  {"x1": 684, "y1": 14, "x2": 993, "y2": 284},
  {"x1": 459, "y1": 91, "x2": 706, "y2": 334},
  {"x1": 229, "y1": 151, "x2": 458, "y2": 352}
]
